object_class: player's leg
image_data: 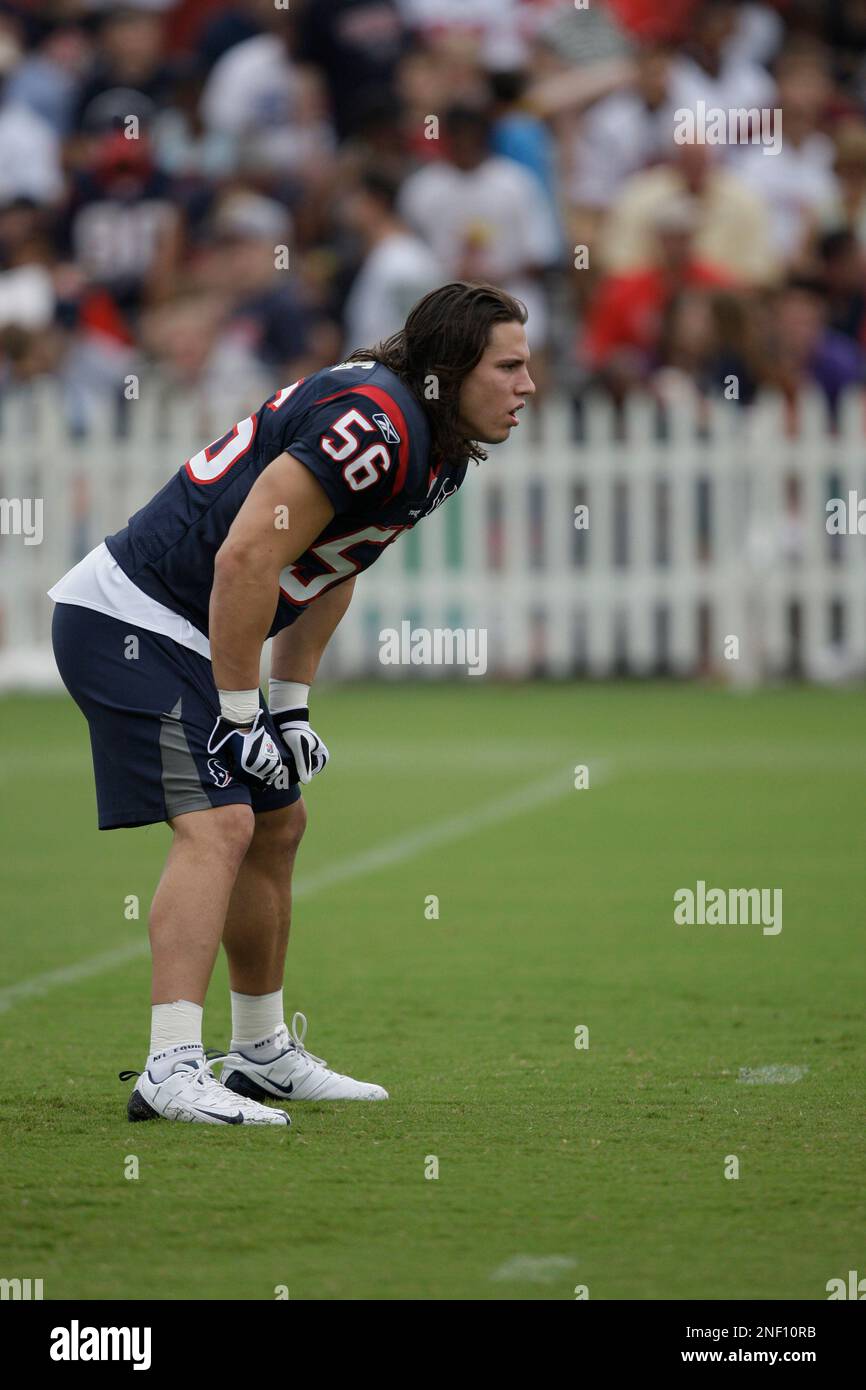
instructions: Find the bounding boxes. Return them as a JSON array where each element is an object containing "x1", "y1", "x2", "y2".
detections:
[
  {"x1": 220, "y1": 800, "x2": 306, "y2": 996},
  {"x1": 132, "y1": 800, "x2": 295, "y2": 1124},
  {"x1": 51, "y1": 602, "x2": 290, "y2": 1125},
  {"x1": 127, "y1": 802, "x2": 289, "y2": 1124},
  {"x1": 150, "y1": 802, "x2": 255, "y2": 1005},
  {"x1": 218, "y1": 800, "x2": 389, "y2": 1102}
]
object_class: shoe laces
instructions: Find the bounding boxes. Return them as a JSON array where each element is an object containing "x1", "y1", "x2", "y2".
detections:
[
  {"x1": 285, "y1": 1012, "x2": 328, "y2": 1068},
  {"x1": 120, "y1": 1051, "x2": 245, "y2": 1088}
]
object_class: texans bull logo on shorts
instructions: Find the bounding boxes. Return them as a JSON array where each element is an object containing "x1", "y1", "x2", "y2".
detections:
[{"x1": 207, "y1": 757, "x2": 232, "y2": 787}]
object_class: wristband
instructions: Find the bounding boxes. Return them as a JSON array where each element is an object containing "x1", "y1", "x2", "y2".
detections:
[
  {"x1": 218, "y1": 688, "x2": 260, "y2": 725},
  {"x1": 269, "y1": 679, "x2": 310, "y2": 713}
]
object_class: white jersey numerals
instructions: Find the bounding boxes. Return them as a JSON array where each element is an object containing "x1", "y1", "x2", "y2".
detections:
[
  {"x1": 266, "y1": 380, "x2": 304, "y2": 413},
  {"x1": 185, "y1": 415, "x2": 257, "y2": 484},
  {"x1": 320, "y1": 408, "x2": 392, "y2": 493},
  {"x1": 279, "y1": 524, "x2": 404, "y2": 605},
  {"x1": 185, "y1": 379, "x2": 303, "y2": 484}
]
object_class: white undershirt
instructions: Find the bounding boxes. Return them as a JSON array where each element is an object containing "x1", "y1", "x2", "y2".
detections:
[{"x1": 47, "y1": 542, "x2": 212, "y2": 660}]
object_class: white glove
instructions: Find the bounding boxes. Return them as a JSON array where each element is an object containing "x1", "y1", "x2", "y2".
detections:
[
  {"x1": 272, "y1": 704, "x2": 330, "y2": 785},
  {"x1": 207, "y1": 709, "x2": 287, "y2": 787}
]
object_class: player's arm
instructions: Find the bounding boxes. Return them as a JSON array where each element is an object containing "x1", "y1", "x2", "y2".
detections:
[
  {"x1": 206, "y1": 452, "x2": 334, "y2": 787},
  {"x1": 264, "y1": 577, "x2": 356, "y2": 786},
  {"x1": 210, "y1": 451, "x2": 334, "y2": 695},
  {"x1": 235, "y1": 380, "x2": 403, "y2": 782},
  {"x1": 270, "y1": 576, "x2": 355, "y2": 685}
]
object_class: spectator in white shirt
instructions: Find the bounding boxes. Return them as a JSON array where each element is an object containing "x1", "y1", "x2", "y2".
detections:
[
  {"x1": 725, "y1": 2, "x2": 785, "y2": 68},
  {"x1": 569, "y1": 43, "x2": 677, "y2": 214},
  {"x1": 396, "y1": 0, "x2": 526, "y2": 68},
  {"x1": 199, "y1": 18, "x2": 334, "y2": 181},
  {"x1": 0, "y1": 102, "x2": 64, "y2": 205},
  {"x1": 0, "y1": 32, "x2": 63, "y2": 206},
  {"x1": 668, "y1": 0, "x2": 777, "y2": 122},
  {"x1": 340, "y1": 169, "x2": 443, "y2": 356},
  {"x1": 735, "y1": 52, "x2": 836, "y2": 267},
  {"x1": 398, "y1": 104, "x2": 561, "y2": 351}
]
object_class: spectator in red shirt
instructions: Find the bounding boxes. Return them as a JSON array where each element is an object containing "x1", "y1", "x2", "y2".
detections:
[{"x1": 581, "y1": 193, "x2": 734, "y2": 396}]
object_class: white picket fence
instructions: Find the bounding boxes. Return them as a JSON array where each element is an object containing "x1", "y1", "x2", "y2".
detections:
[{"x1": 0, "y1": 380, "x2": 864, "y2": 689}]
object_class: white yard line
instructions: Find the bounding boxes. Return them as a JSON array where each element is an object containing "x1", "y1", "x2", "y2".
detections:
[
  {"x1": 293, "y1": 764, "x2": 590, "y2": 899},
  {"x1": 0, "y1": 941, "x2": 150, "y2": 1014},
  {"x1": 0, "y1": 764, "x2": 585, "y2": 1014}
]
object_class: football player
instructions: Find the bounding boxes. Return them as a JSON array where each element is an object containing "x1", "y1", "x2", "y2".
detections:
[{"x1": 48, "y1": 281, "x2": 535, "y2": 1125}]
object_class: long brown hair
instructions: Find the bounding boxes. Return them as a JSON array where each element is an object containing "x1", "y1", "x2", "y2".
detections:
[{"x1": 346, "y1": 281, "x2": 527, "y2": 468}]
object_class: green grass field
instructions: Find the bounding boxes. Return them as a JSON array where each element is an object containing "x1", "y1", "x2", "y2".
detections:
[{"x1": 1, "y1": 682, "x2": 863, "y2": 1301}]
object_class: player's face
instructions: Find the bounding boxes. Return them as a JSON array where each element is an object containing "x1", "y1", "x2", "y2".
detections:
[{"x1": 456, "y1": 321, "x2": 535, "y2": 444}]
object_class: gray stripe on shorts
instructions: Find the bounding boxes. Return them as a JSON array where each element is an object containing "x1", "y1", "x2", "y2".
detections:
[{"x1": 159, "y1": 696, "x2": 212, "y2": 817}]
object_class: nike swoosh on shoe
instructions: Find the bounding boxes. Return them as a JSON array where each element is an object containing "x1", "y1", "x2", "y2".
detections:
[
  {"x1": 194, "y1": 1108, "x2": 245, "y2": 1124},
  {"x1": 226, "y1": 1064, "x2": 295, "y2": 1096},
  {"x1": 259, "y1": 1076, "x2": 294, "y2": 1095}
]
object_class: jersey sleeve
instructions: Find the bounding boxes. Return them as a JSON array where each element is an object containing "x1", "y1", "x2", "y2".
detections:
[{"x1": 280, "y1": 386, "x2": 412, "y2": 515}]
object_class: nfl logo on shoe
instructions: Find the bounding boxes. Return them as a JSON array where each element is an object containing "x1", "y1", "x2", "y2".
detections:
[{"x1": 373, "y1": 413, "x2": 400, "y2": 444}]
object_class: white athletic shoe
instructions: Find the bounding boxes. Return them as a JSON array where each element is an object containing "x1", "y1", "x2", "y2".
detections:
[
  {"x1": 221, "y1": 1013, "x2": 389, "y2": 1102},
  {"x1": 120, "y1": 1050, "x2": 291, "y2": 1125}
]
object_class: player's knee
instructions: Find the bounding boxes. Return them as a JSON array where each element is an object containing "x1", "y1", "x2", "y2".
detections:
[
  {"x1": 251, "y1": 801, "x2": 307, "y2": 864},
  {"x1": 172, "y1": 803, "x2": 255, "y2": 865}
]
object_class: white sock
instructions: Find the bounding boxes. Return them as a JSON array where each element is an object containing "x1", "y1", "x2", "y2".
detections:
[
  {"x1": 230, "y1": 989, "x2": 285, "y2": 1061},
  {"x1": 148, "y1": 1000, "x2": 203, "y2": 1082}
]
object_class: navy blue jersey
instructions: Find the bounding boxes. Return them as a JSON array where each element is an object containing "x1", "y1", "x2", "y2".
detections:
[{"x1": 105, "y1": 361, "x2": 467, "y2": 639}]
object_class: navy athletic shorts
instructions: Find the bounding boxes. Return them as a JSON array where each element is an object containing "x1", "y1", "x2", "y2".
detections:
[{"x1": 51, "y1": 602, "x2": 302, "y2": 830}]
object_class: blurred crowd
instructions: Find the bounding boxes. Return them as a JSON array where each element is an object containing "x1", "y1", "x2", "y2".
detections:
[{"x1": 3, "y1": 0, "x2": 866, "y2": 423}]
